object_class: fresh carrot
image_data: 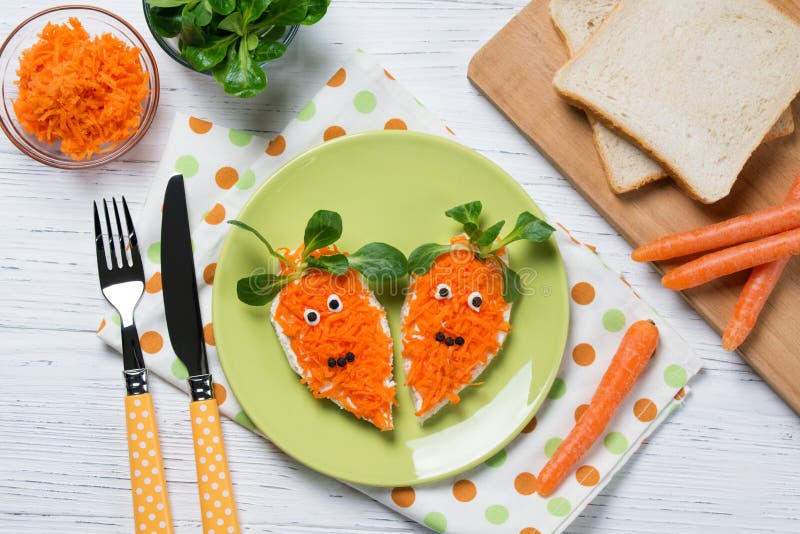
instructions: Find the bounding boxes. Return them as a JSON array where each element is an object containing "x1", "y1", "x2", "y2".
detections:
[
  {"x1": 537, "y1": 320, "x2": 659, "y2": 497},
  {"x1": 722, "y1": 172, "x2": 800, "y2": 351},
  {"x1": 13, "y1": 18, "x2": 149, "y2": 160},
  {"x1": 631, "y1": 203, "x2": 800, "y2": 262},
  {"x1": 661, "y1": 228, "x2": 800, "y2": 290}
]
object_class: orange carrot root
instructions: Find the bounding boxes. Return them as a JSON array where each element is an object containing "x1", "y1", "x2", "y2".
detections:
[
  {"x1": 722, "y1": 171, "x2": 800, "y2": 351},
  {"x1": 537, "y1": 320, "x2": 659, "y2": 497},
  {"x1": 632, "y1": 202, "x2": 800, "y2": 262},
  {"x1": 662, "y1": 228, "x2": 800, "y2": 290}
]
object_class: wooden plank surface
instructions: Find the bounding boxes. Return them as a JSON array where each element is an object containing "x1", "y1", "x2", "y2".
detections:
[{"x1": 468, "y1": 0, "x2": 800, "y2": 414}]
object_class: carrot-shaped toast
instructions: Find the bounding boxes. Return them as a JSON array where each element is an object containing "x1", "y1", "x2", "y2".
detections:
[
  {"x1": 538, "y1": 320, "x2": 659, "y2": 496},
  {"x1": 632, "y1": 202, "x2": 800, "y2": 262},
  {"x1": 402, "y1": 202, "x2": 555, "y2": 423},
  {"x1": 661, "y1": 228, "x2": 800, "y2": 290},
  {"x1": 722, "y1": 172, "x2": 800, "y2": 351},
  {"x1": 230, "y1": 212, "x2": 407, "y2": 431}
]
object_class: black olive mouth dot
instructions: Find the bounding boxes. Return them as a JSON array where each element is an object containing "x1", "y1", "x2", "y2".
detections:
[
  {"x1": 337, "y1": 357, "x2": 347, "y2": 367},
  {"x1": 435, "y1": 332, "x2": 466, "y2": 347},
  {"x1": 345, "y1": 352, "x2": 355, "y2": 362},
  {"x1": 327, "y1": 357, "x2": 336, "y2": 368}
]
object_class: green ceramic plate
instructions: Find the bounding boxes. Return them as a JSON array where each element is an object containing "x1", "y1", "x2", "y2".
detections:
[{"x1": 213, "y1": 131, "x2": 568, "y2": 487}]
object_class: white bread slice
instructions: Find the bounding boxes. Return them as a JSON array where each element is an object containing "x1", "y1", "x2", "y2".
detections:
[
  {"x1": 270, "y1": 261, "x2": 395, "y2": 430},
  {"x1": 554, "y1": 0, "x2": 800, "y2": 203},
  {"x1": 401, "y1": 247, "x2": 511, "y2": 424},
  {"x1": 550, "y1": 0, "x2": 796, "y2": 194}
]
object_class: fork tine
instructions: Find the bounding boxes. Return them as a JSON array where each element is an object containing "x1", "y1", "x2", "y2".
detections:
[
  {"x1": 122, "y1": 197, "x2": 143, "y2": 270},
  {"x1": 112, "y1": 198, "x2": 128, "y2": 267},
  {"x1": 103, "y1": 199, "x2": 119, "y2": 269},
  {"x1": 93, "y1": 201, "x2": 107, "y2": 274}
]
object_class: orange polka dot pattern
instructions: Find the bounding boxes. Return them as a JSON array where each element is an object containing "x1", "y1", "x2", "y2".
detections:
[
  {"x1": 391, "y1": 486, "x2": 415, "y2": 508},
  {"x1": 323, "y1": 125, "x2": 346, "y2": 141},
  {"x1": 205, "y1": 203, "x2": 226, "y2": 225},
  {"x1": 633, "y1": 398, "x2": 658, "y2": 422},
  {"x1": 452, "y1": 479, "x2": 477, "y2": 502},
  {"x1": 327, "y1": 67, "x2": 346, "y2": 87},
  {"x1": 145, "y1": 272, "x2": 162, "y2": 294},
  {"x1": 571, "y1": 282, "x2": 595, "y2": 305},
  {"x1": 266, "y1": 135, "x2": 286, "y2": 156},
  {"x1": 215, "y1": 167, "x2": 238, "y2": 189},
  {"x1": 575, "y1": 465, "x2": 600, "y2": 487},
  {"x1": 520, "y1": 528, "x2": 541, "y2": 534},
  {"x1": 189, "y1": 116, "x2": 213, "y2": 134},
  {"x1": 140, "y1": 331, "x2": 163, "y2": 354},
  {"x1": 190, "y1": 399, "x2": 240, "y2": 534},
  {"x1": 514, "y1": 472, "x2": 537, "y2": 495},
  {"x1": 203, "y1": 263, "x2": 217, "y2": 285},
  {"x1": 125, "y1": 393, "x2": 173, "y2": 534}
]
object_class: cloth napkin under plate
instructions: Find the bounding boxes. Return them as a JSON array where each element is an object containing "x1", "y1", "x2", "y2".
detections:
[{"x1": 97, "y1": 52, "x2": 701, "y2": 533}]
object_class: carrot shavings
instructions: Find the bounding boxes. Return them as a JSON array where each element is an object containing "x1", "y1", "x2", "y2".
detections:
[
  {"x1": 272, "y1": 246, "x2": 396, "y2": 431},
  {"x1": 402, "y1": 247, "x2": 510, "y2": 417},
  {"x1": 13, "y1": 18, "x2": 150, "y2": 160}
]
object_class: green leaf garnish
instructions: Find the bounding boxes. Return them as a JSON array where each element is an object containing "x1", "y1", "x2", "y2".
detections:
[
  {"x1": 307, "y1": 253, "x2": 349, "y2": 275},
  {"x1": 145, "y1": 0, "x2": 189, "y2": 8},
  {"x1": 303, "y1": 210, "x2": 342, "y2": 258},
  {"x1": 146, "y1": 0, "x2": 328, "y2": 97},
  {"x1": 231, "y1": 211, "x2": 407, "y2": 306},
  {"x1": 475, "y1": 220, "x2": 505, "y2": 247},
  {"x1": 227, "y1": 219, "x2": 294, "y2": 267},
  {"x1": 212, "y1": 39, "x2": 267, "y2": 98},
  {"x1": 495, "y1": 258, "x2": 521, "y2": 303},
  {"x1": 302, "y1": 0, "x2": 330, "y2": 25},
  {"x1": 348, "y1": 243, "x2": 408, "y2": 281},
  {"x1": 207, "y1": 0, "x2": 235, "y2": 15},
  {"x1": 182, "y1": 35, "x2": 236, "y2": 71},
  {"x1": 147, "y1": 6, "x2": 184, "y2": 37},
  {"x1": 445, "y1": 201, "x2": 482, "y2": 237},
  {"x1": 217, "y1": 12, "x2": 244, "y2": 35},
  {"x1": 496, "y1": 211, "x2": 555, "y2": 250},
  {"x1": 252, "y1": 41, "x2": 286, "y2": 62},
  {"x1": 407, "y1": 243, "x2": 451, "y2": 276},
  {"x1": 237, "y1": 273, "x2": 293, "y2": 306}
]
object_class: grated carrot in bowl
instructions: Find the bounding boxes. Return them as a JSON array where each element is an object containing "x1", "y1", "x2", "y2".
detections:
[{"x1": 13, "y1": 18, "x2": 149, "y2": 160}]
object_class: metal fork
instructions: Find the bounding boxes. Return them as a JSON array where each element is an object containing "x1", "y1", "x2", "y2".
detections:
[{"x1": 94, "y1": 198, "x2": 174, "y2": 534}]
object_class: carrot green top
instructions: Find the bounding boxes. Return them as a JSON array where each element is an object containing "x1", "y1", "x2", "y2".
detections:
[
  {"x1": 272, "y1": 246, "x2": 396, "y2": 431},
  {"x1": 402, "y1": 237, "x2": 511, "y2": 416},
  {"x1": 13, "y1": 18, "x2": 149, "y2": 160}
]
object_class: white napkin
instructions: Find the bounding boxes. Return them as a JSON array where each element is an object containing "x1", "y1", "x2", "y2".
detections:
[{"x1": 98, "y1": 52, "x2": 700, "y2": 533}]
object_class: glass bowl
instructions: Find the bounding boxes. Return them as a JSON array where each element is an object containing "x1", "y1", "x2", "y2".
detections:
[
  {"x1": 142, "y1": 0, "x2": 298, "y2": 74},
  {"x1": 0, "y1": 5, "x2": 160, "y2": 169}
]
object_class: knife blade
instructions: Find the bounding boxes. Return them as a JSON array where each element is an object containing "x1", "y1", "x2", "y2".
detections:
[
  {"x1": 161, "y1": 174, "x2": 208, "y2": 379},
  {"x1": 161, "y1": 174, "x2": 241, "y2": 534}
]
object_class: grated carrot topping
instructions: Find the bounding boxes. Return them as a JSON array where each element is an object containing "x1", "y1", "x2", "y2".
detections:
[
  {"x1": 273, "y1": 246, "x2": 396, "y2": 430},
  {"x1": 13, "y1": 18, "x2": 150, "y2": 160},
  {"x1": 402, "y1": 239, "x2": 510, "y2": 417}
]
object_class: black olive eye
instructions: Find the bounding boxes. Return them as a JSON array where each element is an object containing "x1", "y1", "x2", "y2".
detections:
[
  {"x1": 468, "y1": 291, "x2": 483, "y2": 312},
  {"x1": 327, "y1": 294, "x2": 343, "y2": 313},
  {"x1": 304, "y1": 308, "x2": 320, "y2": 326},
  {"x1": 435, "y1": 283, "x2": 452, "y2": 300}
]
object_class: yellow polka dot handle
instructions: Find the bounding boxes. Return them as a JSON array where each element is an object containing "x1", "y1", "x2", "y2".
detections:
[
  {"x1": 125, "y1": 393, "x2": 173, "y2": 534},
  {"x1": 190, "y1": 399, "x2": 240, "y2": 534}
]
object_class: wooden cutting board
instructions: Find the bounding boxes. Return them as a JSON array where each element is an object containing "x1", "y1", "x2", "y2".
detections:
[{"x1": 468, "y1": 0, "x2": 800, "y2": 414}]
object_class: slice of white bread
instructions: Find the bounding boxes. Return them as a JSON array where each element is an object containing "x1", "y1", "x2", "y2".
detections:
[
  {"x1": 550, "y1": 0, "x2": 796, "y2": 194},
  {"x1": 270, "y1": 252, "x2": 395, "y2": 431},
  {"x1": 401, "y1": 246, "x2": 511, "y2": 424}
]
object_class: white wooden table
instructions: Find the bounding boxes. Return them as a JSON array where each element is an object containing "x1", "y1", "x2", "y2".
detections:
[{"x1": 1, "y1": 1, "x2": 798, "y2": 532}]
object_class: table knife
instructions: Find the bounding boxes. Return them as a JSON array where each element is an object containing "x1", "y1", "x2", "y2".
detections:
[{"x1": 161, "y1": 174, "x2": 240, "y2": 534}]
